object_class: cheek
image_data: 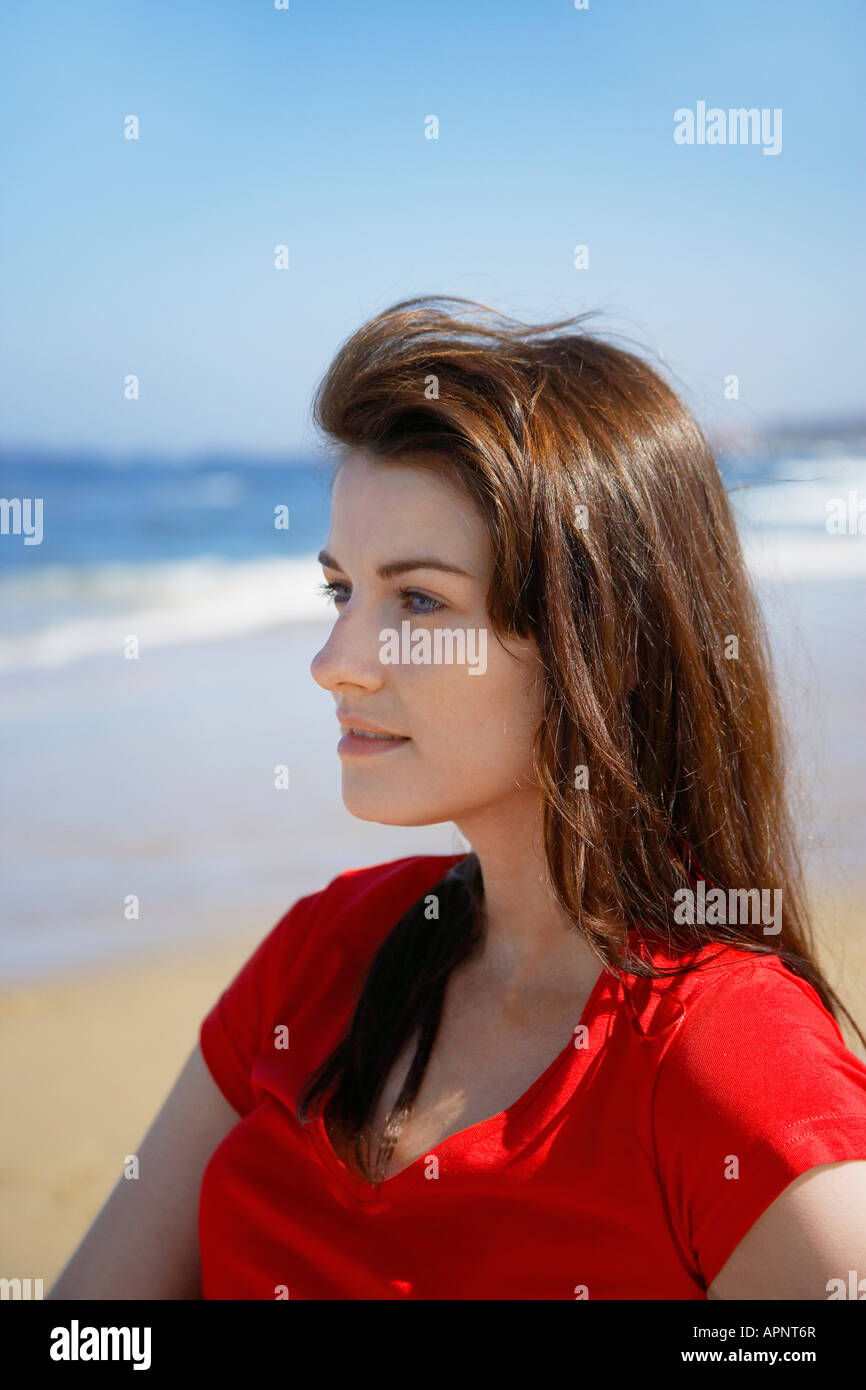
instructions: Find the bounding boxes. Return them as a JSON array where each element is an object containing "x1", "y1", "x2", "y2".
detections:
[{"x1": 414, "y1": 661, "x2": 541, "y2": 766}]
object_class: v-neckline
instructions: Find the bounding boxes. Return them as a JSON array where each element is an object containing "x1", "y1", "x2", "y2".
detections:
[{"x1": 306, "y1": 956, "x2": 614, "y2": 1203}]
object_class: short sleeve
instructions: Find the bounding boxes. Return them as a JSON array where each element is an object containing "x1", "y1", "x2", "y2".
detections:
[
  {"x1": 198, "y1": 887, "x2": 327, "y2": 1117},
  {"x1": 651, "y1": 956, "x2": 866, "y2": 1290}
]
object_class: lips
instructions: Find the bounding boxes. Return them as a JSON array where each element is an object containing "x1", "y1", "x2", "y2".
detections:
[
  {"x1": 346, "y1": 729, "x2": 408, "y2": 741},
  {"x1": 337, "y1": 716, "x2": 408, "y2": 738},
  {"x1": 337, "y1": 724, "x2": 412, "y2": 758}
]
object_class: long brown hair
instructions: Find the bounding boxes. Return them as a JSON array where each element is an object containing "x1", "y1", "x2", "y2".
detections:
[{"x1": 297, "y1": 294, "x2": 865, "y2": 1183}]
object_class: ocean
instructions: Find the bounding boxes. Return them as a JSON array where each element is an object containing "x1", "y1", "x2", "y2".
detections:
[
  {"x1": 1, "y1": 445, "x2": 864, "y2": 982},
  {"x1": 1, "y1": 446, "x2": 865, "y2": 672}
]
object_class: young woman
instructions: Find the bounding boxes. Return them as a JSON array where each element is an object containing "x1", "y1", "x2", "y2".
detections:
[{"x1": 49, "y1": 296, "x2": 866, "y2": 1301}]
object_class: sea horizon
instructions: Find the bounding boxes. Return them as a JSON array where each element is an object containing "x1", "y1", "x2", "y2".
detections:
[{"x1": 1, "y1": 434, "x2": 864, "y2": 984}]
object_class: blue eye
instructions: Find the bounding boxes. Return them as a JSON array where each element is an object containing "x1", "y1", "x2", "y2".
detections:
[
  {"x1": 396, "y1": 588, "x2": 445, "y2": 615},
  {"x1": 317, "y1": 581, "x2": 444, "y2": 615}
]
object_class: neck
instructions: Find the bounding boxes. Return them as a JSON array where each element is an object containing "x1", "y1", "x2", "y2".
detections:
[{"x1": 454, "y1": 796, "x2": 603, "y2": 996}]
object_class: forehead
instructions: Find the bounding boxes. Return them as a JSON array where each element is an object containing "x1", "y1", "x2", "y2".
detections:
[
  {"x1": 329, "y1": 450, "x2": 488, "y2": 558},
  {"x1": 333, "y1": 448, "x2": 454, "y2": 506}
]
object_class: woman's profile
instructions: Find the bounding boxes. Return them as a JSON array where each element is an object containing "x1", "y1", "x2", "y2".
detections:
[{"x1": 48, "y1": 295, "x2": 866, "y2": 1301}]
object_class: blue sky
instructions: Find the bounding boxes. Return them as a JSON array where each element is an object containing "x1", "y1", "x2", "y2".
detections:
[{"x1": 1, "y1": 0, "x2": 863, "y2": 458}]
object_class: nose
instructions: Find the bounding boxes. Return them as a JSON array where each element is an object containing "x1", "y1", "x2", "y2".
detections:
[{"x1": 309, "y1": 609, "x2": 387, "y2": 694}]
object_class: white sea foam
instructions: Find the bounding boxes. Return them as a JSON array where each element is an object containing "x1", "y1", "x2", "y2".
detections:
[
  {"x1": 0, "y1": 555, "x2": 331, "y2": 671},
  {"x1": 2, "y1": 467, "x2": 865, "y2": 673},
  {"x1": 727, "y1": 454, "x2": 866, "y2": 531},
  {"x1": 741, "y1": 529, "x2": 866, "y2": 580}
]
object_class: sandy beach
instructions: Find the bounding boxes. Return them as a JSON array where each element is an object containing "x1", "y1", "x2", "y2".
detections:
[{"x1": 0, "y1": 933, "x2": 255, "y2": 1288}]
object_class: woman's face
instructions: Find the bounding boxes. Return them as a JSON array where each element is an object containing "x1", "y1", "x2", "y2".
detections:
[{"x1": 310, "y1": 449, "x2": 546, "y2": 830}]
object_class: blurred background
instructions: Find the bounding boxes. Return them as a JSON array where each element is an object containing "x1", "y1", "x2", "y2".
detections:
[{"x1": 1, "y1": 0, "x2": 864, "y2": 1286}]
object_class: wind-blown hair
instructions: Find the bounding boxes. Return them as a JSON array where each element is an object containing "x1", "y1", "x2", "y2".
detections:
[{"x1": 296, "y1": 294, "x2": 864, "y2": 1183}]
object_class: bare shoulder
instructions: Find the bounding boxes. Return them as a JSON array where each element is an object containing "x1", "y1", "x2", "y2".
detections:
[
  {"x1": 48, "y1": 1043, "x2": 240, "y2": 1300},
  {"x1": 708, "y1": 1160, "x2": 866, "y2": 1300}
]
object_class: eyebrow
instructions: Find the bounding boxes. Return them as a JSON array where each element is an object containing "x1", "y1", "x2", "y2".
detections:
[{"x1": 317, "y1": 550, "x2": 474, "y2": 581}]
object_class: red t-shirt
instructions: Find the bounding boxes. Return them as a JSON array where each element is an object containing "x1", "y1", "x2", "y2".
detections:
[{"x1": 198, "y1": 853, "x2": 866, "y2": 1300}]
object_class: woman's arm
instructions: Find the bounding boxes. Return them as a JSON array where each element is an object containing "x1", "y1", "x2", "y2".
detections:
[
  {"x1": 46, "y1": 1042, "x2": 241, "y2": 1300},
  {"x1": 707, "y1": 1160, "x2": 866, "y2": 1299}
]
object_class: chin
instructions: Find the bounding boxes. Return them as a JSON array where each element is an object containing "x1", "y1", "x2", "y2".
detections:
[{"x1": 341, "y1": 789, "x2": 447, "y2": 829}]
